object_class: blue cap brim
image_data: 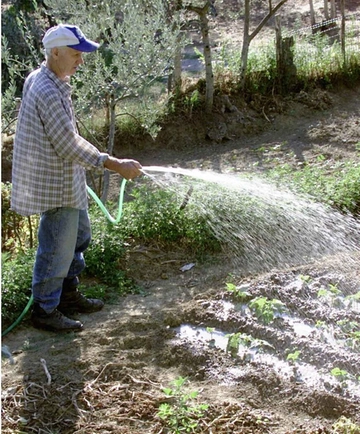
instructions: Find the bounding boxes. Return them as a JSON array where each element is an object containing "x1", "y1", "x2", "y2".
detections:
[{"x1": 67, "y1": 40, "x2": 99, "y2": 52}]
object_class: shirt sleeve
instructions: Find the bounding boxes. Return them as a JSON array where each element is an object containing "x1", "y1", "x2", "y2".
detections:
[{"x1": 36, "y1": 84, "x2": 108, "y2": 170}]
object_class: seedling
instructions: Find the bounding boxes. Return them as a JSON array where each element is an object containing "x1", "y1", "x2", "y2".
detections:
[
  {"x1": 249, "y1": 297, "x2": 287, "y2": 324},
  {"x1": 287, "y1": 350, "x2": 301, "y2": 363},
  {"x1": 157, "y1": 376, "x2": 208, "y2": 433},
  {"x1": 226, "y1": 332, "x2": 273, "y2": 358},
  {"x1": 315, "y1": 320, "x2": 326, "y2": 328},
  {"x1": 330, "y1": 367, "x2": 348, "y2": 382},
  {"x1": 328, "y1": 283, "x2": 342, "y2": 296},
  {"x1": 299, "y1": 274, "x2": 312, "y2": 283},
  {"x1": 226, "y1": 282, "x2": 252, "y2": 301}
]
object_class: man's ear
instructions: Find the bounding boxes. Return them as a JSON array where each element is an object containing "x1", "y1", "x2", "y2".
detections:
[{"x1": 51, "y1": 47, "x2": 60, "y2": 58}]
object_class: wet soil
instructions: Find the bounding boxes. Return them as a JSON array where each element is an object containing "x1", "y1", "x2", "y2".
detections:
[{"x1": 2, "y1": 1, "x2": 360, "y2": 433}]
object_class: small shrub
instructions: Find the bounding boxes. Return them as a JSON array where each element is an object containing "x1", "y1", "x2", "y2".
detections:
[
  {"x1": 156, "y1": 376, "x2": 208, "y2": 433},
  {"x1": 85, "y1": 206, "x2": 138, "y2": 294},
  {"x1": 118, "y1": 184, "x2": 221, "y2": 257},
  {"x1": 1, "y1": 250, "x2": 34, "y2": 329}
]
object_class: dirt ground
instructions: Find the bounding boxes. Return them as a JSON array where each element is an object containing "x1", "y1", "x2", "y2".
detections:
[{"x1": 2, "y1": 1, "x2": 360, "y2": 433}]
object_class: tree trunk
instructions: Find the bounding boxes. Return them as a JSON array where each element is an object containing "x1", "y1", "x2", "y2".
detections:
[
  {"x1": 187, "y1": 2, "x2": 214, "y2": 114},
  {"x1": 240, "y1": 0, "x2": 289, "y2": 90},
  {"x1": 200, "y1": 9, "x2": 214, "y2": 113},
  {"x1": 173, "y1": 34, "x2": 182, "y2": 91},
  {"x1": 309, "y1": 0, "x2": 316, "y2": 26},
  {"x1": 101, "y1": 92, "x2": 116, "y2": 203},
  {"x1": 240, "y1": 0, "x2": 251, "y2": 89}
]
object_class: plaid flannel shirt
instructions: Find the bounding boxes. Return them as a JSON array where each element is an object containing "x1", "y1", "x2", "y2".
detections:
[{"x1": 11, "y1": 63, "x2": 108, "y2": 216}]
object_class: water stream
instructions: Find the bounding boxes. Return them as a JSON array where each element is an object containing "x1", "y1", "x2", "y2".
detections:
[{"x1": 141, "y1": 166, "x2": 360, "y2": 274}]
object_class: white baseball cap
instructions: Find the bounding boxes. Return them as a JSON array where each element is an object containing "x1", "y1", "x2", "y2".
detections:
[{"x1": 42, "y1": 24, "x2": 99, "y2": 52}]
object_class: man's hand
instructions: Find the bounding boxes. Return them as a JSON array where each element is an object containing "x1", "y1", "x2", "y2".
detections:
[{"x1": 104, "y1": 157, "x2": 142, "y2": 180}]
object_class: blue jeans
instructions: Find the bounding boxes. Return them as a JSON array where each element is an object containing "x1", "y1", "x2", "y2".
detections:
[{"x1": 32, "y1": 207, "x2": 91, "y2": 313}]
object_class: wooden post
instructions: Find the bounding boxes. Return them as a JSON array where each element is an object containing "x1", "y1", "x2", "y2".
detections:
[
  {"x1": 330, "y1": 0, "x2": 336, "y2": 18},
  {"x1": 340, "y1": 0, "x2": 346, "y2": 65},
  {"x1": 275, "y1": 15, "x2": 297, "y2": 94},
  {"x1": 323, "y1": 0, "x2": 329, "y2": 20},
  {"x1": 309, "y1": 0, "x2": 316, "y2": 26}
]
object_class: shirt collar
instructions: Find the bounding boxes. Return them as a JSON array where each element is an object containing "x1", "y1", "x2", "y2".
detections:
[{"x1": 40, "y1": 62, "x2": 72, "y2": 94}]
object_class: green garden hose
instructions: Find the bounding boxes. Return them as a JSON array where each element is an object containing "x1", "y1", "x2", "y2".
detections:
[{"x1": 1, "y1": 179, "x2": 127, "y2": 337}]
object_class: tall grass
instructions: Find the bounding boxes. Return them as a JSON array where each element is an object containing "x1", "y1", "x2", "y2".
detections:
[{"x1": 213, "y1": 22, "x2": 360, "y2": 93}]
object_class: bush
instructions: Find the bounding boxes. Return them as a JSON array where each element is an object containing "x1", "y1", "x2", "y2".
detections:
[
  {"x1": 1, "y1": 251, "x2": 34, "y2": 329},
  {"x1": 84, "y1": 207, "x2": 137, "y2": 294},
  {"x1": 117, "y1": 183, "x2": 221, "y2": 257},
  {"x1": 266, "y1": 162, "x2": 360, "y2": 215}
]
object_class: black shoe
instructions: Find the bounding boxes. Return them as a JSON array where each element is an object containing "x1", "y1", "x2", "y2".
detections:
[
  {"x1": 31, "y1": 304, "x2": 83, "y2": 332},
  {"x1": 58, "y1": 290, "x2": 104, "y2": 314}
]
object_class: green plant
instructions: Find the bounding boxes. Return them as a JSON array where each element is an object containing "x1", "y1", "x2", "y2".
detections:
[
  {"x1": 286, "y1": 350, "x2": 301, "y2": 363},
  {"x1": 265, "y1": 162, "x2": 360, "y2": 214},
  {"x1": 226, "y1": 282, "x2": 251, "y2": 301},
  {"x1": 226, "y1": 332, "x2": 273, "y2": 358},
  {"x1": 85, "y1": 206, "x2": 139, "y2": 294},
  {"x1": 184, "y1": 89, "x2": 201, "y2": 115},
  {"x1": 317, "y1": 285, "x2": 343, "y2": 307},
  {"x1": 118, "y1": 184, "x2": 221, "y2": 257},
  {"x1": 346, "y1": 291, "x2": 360, "y2": 303},
  {"x1": 299, "y1": 274, "x2": 312, "y2": 283},
  {"x1": 336, "y1": 320, "x2": 360, "y2": 351},
  {"x1": 1, "y1": 250, "x2": 34, "y2": 328},
  {"x1": 1, "y1": 182, "x2": 39, "y2": 253},
  {"x1": 249, "y1": 297, "x2": 287, "y2": 324},
  {"x1": 330, "y1": 367, "x2": 349, "y2": 381},
  {"x1": 333, "y1": 416, "x2": 360, "y2": 434},
  {"x1": 328, "y1": 283, "x2": 341, "y2": 295},
  {"x1": 156, "y1": 376, "x2": 208, "y2": 433}
]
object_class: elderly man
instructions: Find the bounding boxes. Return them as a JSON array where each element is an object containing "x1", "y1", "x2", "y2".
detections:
[{"x1": 11, "y1": 24, "x2": 142, "y2": 332}]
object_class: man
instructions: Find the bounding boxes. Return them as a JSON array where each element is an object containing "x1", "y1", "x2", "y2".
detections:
[{"x1": 11, "y1": 24, "x2": 142, "y2": 332}]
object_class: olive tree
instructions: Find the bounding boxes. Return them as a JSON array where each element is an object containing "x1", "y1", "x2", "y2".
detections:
[{"x1": 45, "y1": 0, "x2": 184, "y2": 199}]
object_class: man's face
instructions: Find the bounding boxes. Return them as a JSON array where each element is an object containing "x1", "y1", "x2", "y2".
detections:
[{"x1": 55, "y1": 47, "x2": 84, "y2": 78}]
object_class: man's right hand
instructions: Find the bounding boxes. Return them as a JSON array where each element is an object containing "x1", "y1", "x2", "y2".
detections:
[{"x1": 104, "y1": 156, "x2": 142, "y2": 180}]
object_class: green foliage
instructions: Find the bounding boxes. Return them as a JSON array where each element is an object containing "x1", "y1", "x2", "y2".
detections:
[
  {"x1": 1, "y1": 182, "x2": 39, "y2": 253},
  {"x1": 299, "y1": 274, "x2": 312, "y2": 283},
  {"x1": 1, "y1": 4, "x2": 44, "y2": 132},
  {"x1": 249, "y1": 297, "x2": 287, "y2": 324},
  {"x1": 157, "y1": 376, "x2": 208, "y2": 433},
  {"x1": 117, "y1": 184, "x2": 221, "y2": 257},
  {"x1": 1, "y1": 251, "x2": 34, "y2": 328},
  {"x1": 226, "y1": 282, "x2": 251, "y2": 301},
  {"x1": 44, "y1": 0, "x2": 182, "y2": 137},
  {"x1": 85, "y1": 205, "x2": 138, "y2": 294},
  {"x1": 246, "y1": 43, "x2": 277, "y2": 94},
  {"x1": 336, "y1": 320, "x2": 360, "y2": 352},
  {"x1": 266, "y1": 162, "x2": 360, "y2": 214},
  {"x1": 286, "y1": 350, "x2": 301, "y2": 363},
  {"x1": 333, "y1": 416, "x2": 360, "y2": 434},
  {"x1": 330, "y1": 367, "x2": 348, "y2": 381},
  {"x1": 226, "y1": 332, "x2": 274, "y2": 358}
]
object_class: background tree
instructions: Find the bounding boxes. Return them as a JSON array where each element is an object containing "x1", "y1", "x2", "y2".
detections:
[
  {"x1": 186, "y1": 1, "x2": 217, "y2": 114},
  {"x1": 44, "y1": 0, "x2": 184, "y2": 200},
  {"x1": 240, "y1": 0, "x2": 289, "y2": 90}
]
